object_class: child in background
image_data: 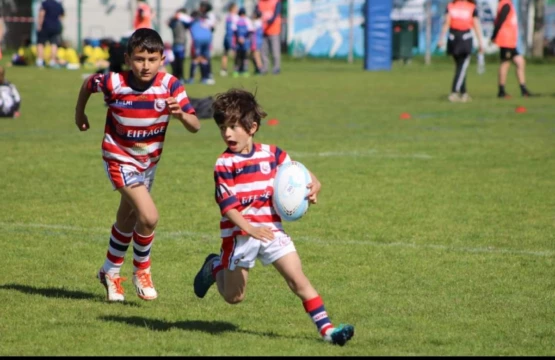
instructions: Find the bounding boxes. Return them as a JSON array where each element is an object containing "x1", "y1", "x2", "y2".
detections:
[
  {"x1": 250, "y1": 9, "x2": 264, "y2": 75},
  {"x1": 220, "y1": 2, "x2": 238, "y2": 77},
  {"x1": 168, "y1": 8, "x2": 188, "y2": 82},
  {"x1": 232, "y1": 8, "x2": 253, "y2": 78}
]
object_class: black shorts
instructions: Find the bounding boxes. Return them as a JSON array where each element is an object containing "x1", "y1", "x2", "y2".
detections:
[
  {"x1": 37, "y1": 29, "x2": 62, "y2": 46},
  {"x1": 447, "y1": 29, "x2": 473, "y2": 56},
  {"x1": 499, "y1": 47, "x2": 519, "y2": 61}
]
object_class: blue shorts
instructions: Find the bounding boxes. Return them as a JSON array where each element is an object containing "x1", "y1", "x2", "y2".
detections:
[
  {"x1": 172, "y1": 44, "x2": 185, "y2": 60},
  {"x1": 191, "y1": 39, "x2": 211, "y2": 59},
  {"x1": 223, "y1": 37, "x2": 235, "y2": 52}
]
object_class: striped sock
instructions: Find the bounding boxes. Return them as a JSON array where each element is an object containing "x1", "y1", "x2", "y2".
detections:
[
  {"x1": 303, "y1": 295, "x2": 334, "y2": 337},
  {"x1": 102, "y1": 224, "x2": 132, "y2": 276},
  {"x1": 211, "y1": 257, "x2": 223, "y2": 280},
  {"x1": 132, "y1": 230, "x2": 155, "y2": 273}
]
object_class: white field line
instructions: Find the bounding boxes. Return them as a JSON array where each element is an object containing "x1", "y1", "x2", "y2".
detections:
[
  {"x1": 289, "y1": 150, "x2": 433, "y2": 159},
  {"x1": 1, "y1": 222, "x2": 553, "y2": 258}
]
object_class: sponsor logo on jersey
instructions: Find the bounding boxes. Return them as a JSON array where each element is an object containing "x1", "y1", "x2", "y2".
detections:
[{"x1": 126, "y1": 125, "x2": 166, "y2": 139}]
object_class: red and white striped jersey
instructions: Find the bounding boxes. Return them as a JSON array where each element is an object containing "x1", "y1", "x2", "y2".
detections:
[
  {"x1": 87, "y1": 71, "x2": 195, "y2": 171},
  {"x1": 214, "y1": 143, "x2": 291, "y2": 239}
]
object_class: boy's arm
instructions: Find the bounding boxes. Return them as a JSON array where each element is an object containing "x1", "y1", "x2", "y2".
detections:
[
  {"x1": 167, "y1": 80, "x2": 201, "y2": 133},
  {"x1": 177, "y1": 111, "x2": 201, "y2": 133},
  {"x1": 74, "y1": 76, "x2": 93, "y2": 131},
  {"x1": 75, "y1": 77, "x2": 93, "y2": 114},
  {"x1": 306, "y1": 170, "x2": 321, "y2": 204},
  {"x1": 215, "y1": 165, "x2": 274, "y2": 242},
  {"x1": 165, "y1": 97, "x2": 201, "y2": 133},
  {"x1": 224, "y1": 208, "x2": 274, "y2": 242}
]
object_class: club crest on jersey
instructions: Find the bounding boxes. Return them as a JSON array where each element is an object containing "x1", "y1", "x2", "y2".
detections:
[
  {"x1": 154, "y1": 99, "x2": 166, "y2": 112},
  {"x1": 259, "y1": 161, "x2": 271, "y2": 175}
]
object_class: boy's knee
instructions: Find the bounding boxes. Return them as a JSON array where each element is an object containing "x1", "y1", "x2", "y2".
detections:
[
  {"x1": 223, "y1": 292, "x2": 245, "y2": 304},
  {"x1": 138, "y1": 212, "x2": 159, "y2": 230}
]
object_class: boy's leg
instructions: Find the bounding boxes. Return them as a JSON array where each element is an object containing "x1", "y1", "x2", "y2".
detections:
[
  {"x1": 97, "y1": 195, "x2": 135, "y2": 302},
  {"x1": 117, "y1": 183, "x2": 159, "y2": 301},
  {"x1": 194, "y1": 235, "x2": 258, "y2": 300},
  {"x1": 272, "y1": 251, "x2": 355, "y2": 346}
]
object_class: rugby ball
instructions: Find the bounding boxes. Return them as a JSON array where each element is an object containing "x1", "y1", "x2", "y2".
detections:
[{"x1": 272, "y1": 161, "x2": 311, "y2": 221}]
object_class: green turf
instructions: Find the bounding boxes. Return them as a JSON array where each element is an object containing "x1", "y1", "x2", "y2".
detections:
[{"x1": 0, "y1": 57, "x2": 554, "y2": 355}]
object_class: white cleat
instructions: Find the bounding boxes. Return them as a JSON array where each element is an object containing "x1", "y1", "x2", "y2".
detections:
[
  {"x1": 97, "y1": 269, "x2": 126, "y2": 302},
  {"x1": 132, "y1": 268, "x2": 158, "y2": 301}
]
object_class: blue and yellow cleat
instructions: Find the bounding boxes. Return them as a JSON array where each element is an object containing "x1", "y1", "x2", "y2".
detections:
[
  {"x1": 193, "y1": 253, "x2": 219, "y2": 298},
  {"x1": 330, "y1": 324, "x2": 355, "y2": 346}
]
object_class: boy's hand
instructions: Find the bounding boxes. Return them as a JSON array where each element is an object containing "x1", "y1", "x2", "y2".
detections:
[
  {"x1": 166, "y1": 97, "x2": 183, "y2": 118},
  {"x1": 75, "y1": 112, "x2": 90, "y2": 131},
  {"x1": 306, "y1": 176, "x2": 321, "y2": 204},
  {"x1": 248, "y1": 225, "x2": 275, "y2": 242}
]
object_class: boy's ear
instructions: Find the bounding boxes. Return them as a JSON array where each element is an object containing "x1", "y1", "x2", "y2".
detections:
[
  {"x1": 249, "y1": 122, "x2": 259, "y2": 135},
  {"x1": 124, "y1": 53, "x2": 130, "y2": 66}
]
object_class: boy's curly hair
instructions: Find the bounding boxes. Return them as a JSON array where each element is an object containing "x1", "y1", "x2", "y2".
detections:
[{"x1": 212, "y1": 89, "x2": 267, "y2": 134}]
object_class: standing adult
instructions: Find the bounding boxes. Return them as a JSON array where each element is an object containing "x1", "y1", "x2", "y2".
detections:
[
  {"x1": 36, "y1": 0, "x2": 65, "y2": 68},
  {"x1": 438, "y1": 0, "x2": 484, "y2": 102},
  {"x1": 491, "y1": 0, "x2": 532, "y2": 98},
  {"x1": 256, "y1": 0, "x2": 281, "y2": 75},
  {"x1": 134, "y1": 0, "x2": 154, "y2": 30}
]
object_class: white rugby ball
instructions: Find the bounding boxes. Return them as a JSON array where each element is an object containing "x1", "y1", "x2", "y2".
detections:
[{"x1": 272, "y1": 161, "x2": 311, "y2": 221}]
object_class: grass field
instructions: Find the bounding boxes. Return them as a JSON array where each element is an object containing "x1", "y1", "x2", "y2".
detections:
[{"x1": 0, "y1": 56, "x2": 554, "y2": 356}]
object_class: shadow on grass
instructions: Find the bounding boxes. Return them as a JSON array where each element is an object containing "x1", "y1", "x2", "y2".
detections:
[
  {"x1": 100, "y1": 315, "x2": 315, "y2": 341},
  {"x1": 0, "y1": 283, "x2": 139, "y2": 307}
]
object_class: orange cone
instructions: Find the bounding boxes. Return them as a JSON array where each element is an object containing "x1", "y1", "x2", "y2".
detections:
[
  {"x1": 515, "y1": 106, "x2": 527, "y2": 113},
  {"x1": 267, "y1": 118, "x2": 279, "y2": 126},
  {"x1": 399, "y1": 112, "x2": 411, "y2": 120}
]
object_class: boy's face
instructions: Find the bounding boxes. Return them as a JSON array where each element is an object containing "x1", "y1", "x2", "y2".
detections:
[
  {"x1": 125, "y1": 48, "x2": 165, "y2": 84},
  {"x1": 219, "y1": 121, "x2": 258, "y2": 154}
]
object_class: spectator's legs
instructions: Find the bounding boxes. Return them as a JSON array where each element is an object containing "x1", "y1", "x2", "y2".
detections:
[
  {"x1": 269, "y1": 35, "x2": 281, "y2": 73},
  {"x1": 261, "y1": 36, "x2": 270, "y2": 73}
]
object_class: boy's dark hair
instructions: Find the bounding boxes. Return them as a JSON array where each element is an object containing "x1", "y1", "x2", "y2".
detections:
[
  {"x1": 126, "y1": 28, "x2": 164, "y2": 55},
  {"x1": 199, "y1": 1, "x2": 212, "y2": 13},
  {"x1": 213, "y1": 89, "x2": 267, "y2": 134}
]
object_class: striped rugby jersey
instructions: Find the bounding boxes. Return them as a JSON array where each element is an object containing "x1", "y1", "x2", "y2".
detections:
[
  {"x1": 214, "y1": 143, "x2": 291, "y2": 239},
  {"x1": 87, "y1": 71, "x2": 195, "y2": 171}
]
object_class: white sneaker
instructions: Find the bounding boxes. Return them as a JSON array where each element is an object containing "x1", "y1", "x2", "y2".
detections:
[
  {"x1": 460, "y1": 93, "x2": 472, "y2": 103},
  {"x1": 220, "y1": 70, "x2": 228, "y2": 77},
  {"x1": 448, "y1": 92, "x2": 461, "y2": 102},
  {"x1": 132, "y1": 268, "x2": 158, "y2": 301},
  {"x1": 97, "y1": 269, "x2": 126, "y2": 302}
]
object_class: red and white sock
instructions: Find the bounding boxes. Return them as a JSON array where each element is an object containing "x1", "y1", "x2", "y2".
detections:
[
  {"x1": 102, "y1": 224, "x2": 132, "y2": 276},
  {"x1": 132, "y1": 230, "x2": 154, "y2": 273}
]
